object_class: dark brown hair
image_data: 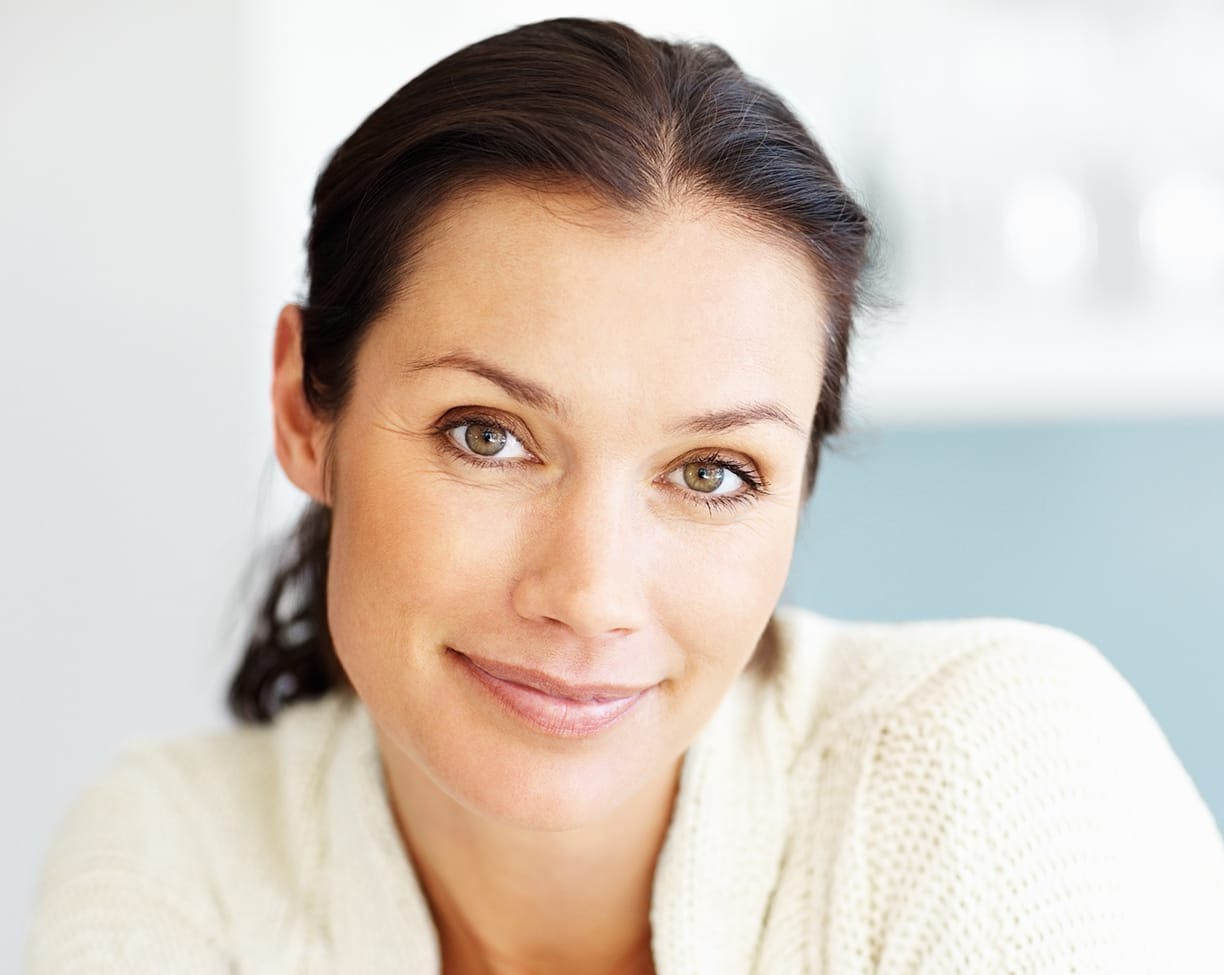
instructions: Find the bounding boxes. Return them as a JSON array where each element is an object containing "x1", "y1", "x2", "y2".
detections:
[{"x1": 228, "y1": 17, "x2": 873, "y2": 722}]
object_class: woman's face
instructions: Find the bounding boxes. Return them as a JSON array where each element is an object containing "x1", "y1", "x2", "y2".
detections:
[{"x1": 296, "y1": 183, "x2": 825, "y2": 830}]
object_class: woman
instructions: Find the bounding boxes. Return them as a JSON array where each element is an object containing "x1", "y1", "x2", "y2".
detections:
[{"x1": 27, "y1": 17, "x2": 1224, "y2": 975}]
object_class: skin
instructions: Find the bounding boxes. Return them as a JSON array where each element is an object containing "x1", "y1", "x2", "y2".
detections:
[{"x1": 272, "y1": 183, "x2": 826, "y2": 975}]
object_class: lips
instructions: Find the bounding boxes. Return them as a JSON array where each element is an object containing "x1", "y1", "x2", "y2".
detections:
[
  {"x1": 459, "y1": 652, "x2": 651, "y2": 701},
  {"x1": 449, "y1": 649, "x2": 653, "y2": 738}
]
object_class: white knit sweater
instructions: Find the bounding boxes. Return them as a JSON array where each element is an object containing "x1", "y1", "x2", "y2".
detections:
[{"x1": 26, "y1": 608, "x2": 1224, "y2": 973}]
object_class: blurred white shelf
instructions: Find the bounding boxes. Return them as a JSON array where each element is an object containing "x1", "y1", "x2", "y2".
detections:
[{"x1": 850, "y1": 314, "x2": 1224, "y2": 426}]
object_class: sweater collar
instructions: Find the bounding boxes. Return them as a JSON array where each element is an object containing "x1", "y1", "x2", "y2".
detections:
[
  {"x1": 650, "y1": 667, "x2": 793, "y2": 975},
  {"x1": 327, "y1": 700, "x2": 441, "y2": 972}
]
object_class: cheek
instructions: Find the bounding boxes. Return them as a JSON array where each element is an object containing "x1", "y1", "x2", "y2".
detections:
[
  {"x1": 325, "y1": 462, "x2": 526, "y2": 688},
  {"x1": 657, "y1": 518, "x2": 797, "y2": 688}
]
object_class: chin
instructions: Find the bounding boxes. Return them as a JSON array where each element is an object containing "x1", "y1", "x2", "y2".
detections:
[{"x1": 432, "y1": 724, "x2": 667, "y2": 832}]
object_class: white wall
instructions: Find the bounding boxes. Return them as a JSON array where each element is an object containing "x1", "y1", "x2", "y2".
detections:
[{"x1": 2, "y1": 0, "x2": 261, "y2": 963}]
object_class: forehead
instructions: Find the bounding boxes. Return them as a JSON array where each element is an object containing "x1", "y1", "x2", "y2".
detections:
[
  {"x1": 407, "y1": 181, "x2": 821, "y2": 305},
  {"x1": 370, "y1": 182, "x2": 826, "y2": 425}
]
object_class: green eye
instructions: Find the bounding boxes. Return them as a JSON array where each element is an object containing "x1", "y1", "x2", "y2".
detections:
[
  {"x1": 682, "y1": 461, "x2": 726, "y2": 493},
  {"x1": 464, "y1": 423, "x2": 508, "y2": 456}
]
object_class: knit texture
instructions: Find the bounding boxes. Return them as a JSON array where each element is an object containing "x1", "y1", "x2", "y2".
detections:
[{"x1": 26, "y1": 608, "x2": 1224, "y2": 973}]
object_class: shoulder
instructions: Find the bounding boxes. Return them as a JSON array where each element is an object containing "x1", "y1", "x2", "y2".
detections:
[
  {"x1": 766, "y1": 606, "x2": 1218, "y2": 814},
  {"x1": 765, "y1": 604, "x2": 1220, "y2": 846},
  {"x1": 26, "y1": 692, "x2": 361, "y2": 972},
  {"x1": 764, "y1": 604, "x2": 1122, "y2": 742},
  {"x1": 762, "y1": 607, "x2": 1224, "y2": 968},
  {"x1": 59, "y1": 690, "x2": 358, "y2": 858}
]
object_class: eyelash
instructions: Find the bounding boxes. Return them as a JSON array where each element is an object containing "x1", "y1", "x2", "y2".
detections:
[{"x1": 430, "y1": 412, "x2": 766, "y2": 513}]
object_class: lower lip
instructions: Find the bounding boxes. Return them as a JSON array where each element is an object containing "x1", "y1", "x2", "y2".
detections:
[{"x1": 450, "y1": 650, "x2": 649, "y2": 738}]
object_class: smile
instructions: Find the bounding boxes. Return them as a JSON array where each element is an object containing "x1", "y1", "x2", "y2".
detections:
[{"x1": 448, "y1": 649, "x2": 653, "y2": 738}]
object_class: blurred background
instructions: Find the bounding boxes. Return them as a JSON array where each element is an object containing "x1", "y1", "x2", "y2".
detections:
[{"x1": 3, "y1": 0, "x2": 1221, "y2": 962}]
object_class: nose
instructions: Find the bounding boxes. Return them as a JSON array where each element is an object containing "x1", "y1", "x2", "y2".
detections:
[{"x1": 510, "y1": 475, "x2": 650, "y2": 639}]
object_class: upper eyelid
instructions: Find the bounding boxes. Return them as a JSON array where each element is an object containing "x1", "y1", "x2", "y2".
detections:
[{"x1": 436, "y1": 410, "x2": 532, "y2": 445}]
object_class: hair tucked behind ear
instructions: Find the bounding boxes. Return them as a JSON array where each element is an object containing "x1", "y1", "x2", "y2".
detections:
[{"x1": 228, "y1": 16, "x2": 874, "y2": 722}]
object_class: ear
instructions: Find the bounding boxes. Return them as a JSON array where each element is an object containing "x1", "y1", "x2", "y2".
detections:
[{"x1": 271, "y1": 303, "x2": 332, "y2": 505}]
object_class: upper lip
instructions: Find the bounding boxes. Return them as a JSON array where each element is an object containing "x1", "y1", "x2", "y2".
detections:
[{"x1": 455, "y1": 650, "x2": 653, "y2": 703}]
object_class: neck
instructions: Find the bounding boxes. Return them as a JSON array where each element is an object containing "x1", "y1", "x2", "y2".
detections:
[{"x1": 378, "y1": 735, "x2": 680, "y2": 975}]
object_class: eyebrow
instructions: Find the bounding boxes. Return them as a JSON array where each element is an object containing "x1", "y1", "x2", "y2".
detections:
[
  {"x1": 398, "y1": 350, "x2": 805, "y2": 438},
  {"x1": 398, "y1": 351, "x2": 567, "y2": 417},
  {"x1": 673, "y1": 402, "x2": 805, "y2": 438}
]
